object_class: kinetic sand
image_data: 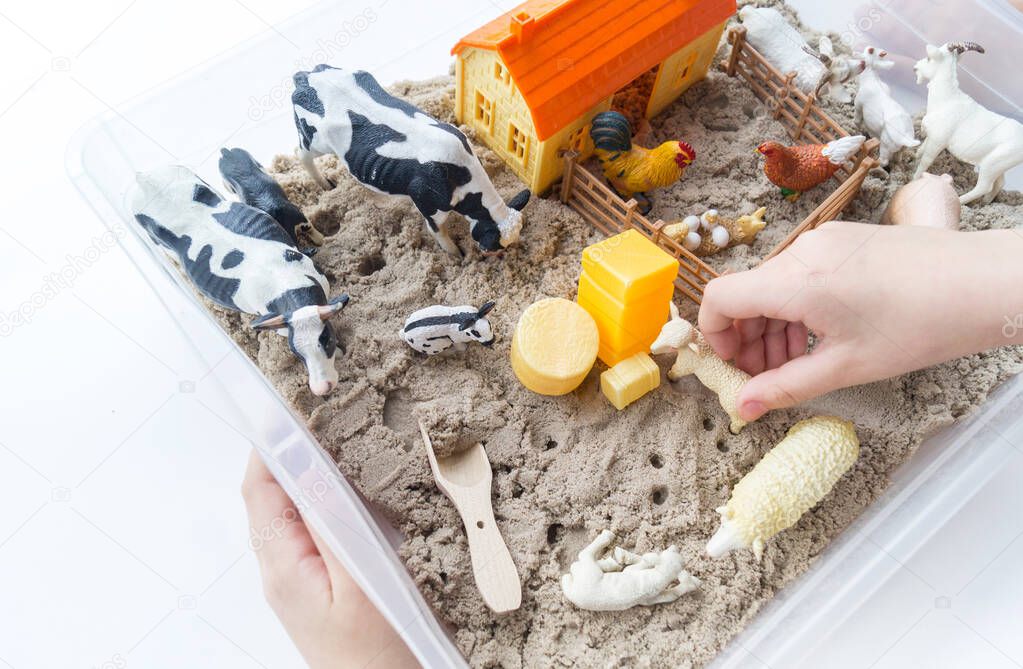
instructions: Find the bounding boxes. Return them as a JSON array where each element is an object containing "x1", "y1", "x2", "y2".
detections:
[{"x1": 206, "y1": 6, "x2": 1023, "y2": 665}]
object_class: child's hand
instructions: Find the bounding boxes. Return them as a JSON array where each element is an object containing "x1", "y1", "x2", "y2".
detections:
[
  {"x1": 241, "y1": 451, "x2": 420, "y2": 669},
  {"x1": 699, "y1": 221, "x2": 1023, "y2": 421}
]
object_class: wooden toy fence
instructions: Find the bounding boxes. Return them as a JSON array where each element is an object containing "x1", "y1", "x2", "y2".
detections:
[{"x1": 557, "y1": 24, "x2": 880, "y2": 305}]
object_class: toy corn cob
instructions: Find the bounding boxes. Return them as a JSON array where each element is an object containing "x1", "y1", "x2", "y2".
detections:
[{"x1": 707, "y1": 416, "x2": 859, "y2": 560}]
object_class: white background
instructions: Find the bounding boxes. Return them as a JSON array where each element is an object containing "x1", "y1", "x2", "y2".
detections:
[{"x1": 1, "y1": 1, "x2": 1022, "y2": 668}]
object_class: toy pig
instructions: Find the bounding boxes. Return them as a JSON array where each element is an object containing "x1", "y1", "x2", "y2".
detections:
[
  {"x1": 881, "y1": 173, "x2": 961, "y2": 230},
  {"x1": 402, "y1": 302, "x2": 496, "y2": 355},
  {"x1": 218, "y1": 147, "x2": 325, "y2": 246}
]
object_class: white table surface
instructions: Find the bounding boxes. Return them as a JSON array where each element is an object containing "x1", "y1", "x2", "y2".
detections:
[{"x1": 1, "y1": 1, "x2": 1020, "y2": 668}]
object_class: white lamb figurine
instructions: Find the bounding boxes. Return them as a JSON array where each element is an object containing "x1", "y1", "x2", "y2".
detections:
[
  {"x1": 914, "y1": 42, "x2": 1023, "y2": 205},
  {"x1": 561, "y1": 530, "x2": 700, "y2": 612},
  {"x1": 738, "y1": 7, "x2": 827, "y2": 95},
  {"x1": 650, "y1": 303, "x2": 753, "y2": 434},
  {"x1": 852, "y1": 46, "x2": 920, "y2": 166}
]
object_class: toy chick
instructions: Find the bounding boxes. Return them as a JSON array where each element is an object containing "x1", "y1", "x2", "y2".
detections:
[{"x1": 589, "y1": 111, "x2": 695, "y2": 215}]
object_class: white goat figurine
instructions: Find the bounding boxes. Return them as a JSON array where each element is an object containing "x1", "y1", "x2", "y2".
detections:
[
  {"x1": 914, "y1": 42, "x2": 1023, "y2": 205},
  {"x1": 806, "y1": 36, "x2": 862, "y2": 104},
  {"x1": 561, "y1": 530, "x2": 700, "y2": 612},
  {"x1": 853, "y1": 47, "x2": 920, "y2": 166},
  {"x1": 651, "y1": 303, "x2": 752, "y2": 434}
]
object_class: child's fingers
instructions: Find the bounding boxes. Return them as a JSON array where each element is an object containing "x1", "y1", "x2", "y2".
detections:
[
  {"x1": 737, "y1": 346, "x2": 846, "y2": 420},
  {"x1": 241, "y1": 451, "x2": 329, "y2": 605},
  {"x1": 786, "y1": 321, "x2": 809, "y2": 359},
  {"x1": 699, "y1": 262, "x2": 800, "y2": 358},
  {"x1": 763, "y1": 319, "x2": 790, "y2": 370}
]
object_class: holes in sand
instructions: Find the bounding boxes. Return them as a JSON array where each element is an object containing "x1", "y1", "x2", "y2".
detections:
[
  {"x1": 544, "y1": 437, "x2": 558, "y2": 450},
  {"x1": 651, "y1": 487, "x2": 668, "y2": 505},
  {"x1": 546, "y1": 523, "x2": 564, "y2": 546},
  {"x1": 439, "y1": 571, "x2": 448, "y2": 584},
  {"x1": 382, "y1": 389, "x2": 414, "y2": 452},
  {"x1": 649, "y1": 453, "x2": 664, "y2": 469},
  {"x1": 702, "y1": 417, "x2": 715, "y2": 431},
  {"x1": 476, "y1": 520, "x2": 484, "y2": 529},
  {"x1": 357, "y1": 253, "x2": 386, "y2": 276},
  {"x1": 716, "y1": 440, "x2": 729, "y2": 453}
]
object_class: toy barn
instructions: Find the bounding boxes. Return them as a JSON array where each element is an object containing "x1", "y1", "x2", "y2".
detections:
[{"x1": 452, "y1": 0, "x2": 737, "y2": 193}]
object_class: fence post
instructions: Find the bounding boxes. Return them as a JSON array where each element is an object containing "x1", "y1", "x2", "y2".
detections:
[
  {"x1": 623, "y1": 199, "x2": 639, "y2": 234},
  {"x1": 724, "y1": 26, "x2": 746, "y2": 77},
  {"x1": 559, "y1": 151, "x2": 577, "y2": 204},
  {"x1": 795, "y1": 92, "x2": 814, "y2": 141}
]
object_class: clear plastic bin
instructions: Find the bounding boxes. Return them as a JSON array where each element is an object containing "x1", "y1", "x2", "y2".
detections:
[{"x1": 67, "y1": 1, "x2": 1023, "y2": 667}]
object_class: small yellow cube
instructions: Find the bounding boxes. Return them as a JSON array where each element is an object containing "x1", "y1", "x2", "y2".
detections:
[{"x1": 600, "y1": 352, "x2": 661, "y2": 411}]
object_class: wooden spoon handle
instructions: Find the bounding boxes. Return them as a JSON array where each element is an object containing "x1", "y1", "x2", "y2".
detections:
[{"x1": 456, "y1": 491, "x2": 521, "y2": 613}]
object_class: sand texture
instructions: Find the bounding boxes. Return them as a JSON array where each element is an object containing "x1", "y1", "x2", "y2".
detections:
[{"x1": 204, "y1": 6, "x2": 1023, "y2": 667}]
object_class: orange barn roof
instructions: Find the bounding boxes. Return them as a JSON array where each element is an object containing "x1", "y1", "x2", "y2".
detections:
[{"x1": 453, "y1": 0, "x2": 736, "y2": 141}]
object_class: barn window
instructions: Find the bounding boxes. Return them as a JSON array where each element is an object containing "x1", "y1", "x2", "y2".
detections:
[
  {"x1": 677, "y1": 51, "x2": 699, "y2": 85},
  {"x1": 494, "y1": 61, "x2": 511, "y2": 85},
  {"x1": 507, "y1": 122, "x2": 529, "y2": 164},
  {"x1": 566, "y1": 125, "x2": 591, "y2": 154},
  {"x1": 473, "y1": 90, "x2": 495, "y2": 134}
]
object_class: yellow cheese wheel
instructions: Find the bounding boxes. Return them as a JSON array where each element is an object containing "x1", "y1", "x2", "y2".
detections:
[{"x1": 511, "y1": 298, "x2": 599, "y2": 395}]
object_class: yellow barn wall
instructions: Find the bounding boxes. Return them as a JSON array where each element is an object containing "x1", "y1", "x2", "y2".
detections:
[
  {"x1": 532, "y1": 98, "x2": 612, "y2": 193},
  {"x1": 646, "y1": 19, "x2": 729, "y2": 119},
  {"x1": 454, "y1": 48, "x2": 538, "y2": 188}
]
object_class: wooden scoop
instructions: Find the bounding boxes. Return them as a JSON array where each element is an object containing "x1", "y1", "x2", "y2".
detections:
[{"x1": 418, "y1": 423, "x2": 521, "y2": 613}]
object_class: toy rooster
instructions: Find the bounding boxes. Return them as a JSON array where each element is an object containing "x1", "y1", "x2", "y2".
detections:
[
  {"x1": 590, "y1": 111, "x2": 695, "y2": 214},
  {"x1": 756, "y1": 135, "x2": 866, "y2": 201}
]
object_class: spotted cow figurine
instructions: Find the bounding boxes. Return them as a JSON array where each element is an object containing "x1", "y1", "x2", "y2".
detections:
[
  {"x1": 402, "y1": 302, "x2": 496, "y2": 355},
  {"x1": 290, "y1": 65, "x2": 530, "y2": 256},
  {"x1": 218, "y1": 147, "x2": 325, "y2": 246},
  {"x1": 131, "y1": 165, "x2": 349, "y2": 396}
]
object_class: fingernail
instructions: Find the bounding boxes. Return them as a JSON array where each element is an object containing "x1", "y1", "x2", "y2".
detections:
[{"x1": 740, "y1": 400, "x2": 766, "y2": 421}]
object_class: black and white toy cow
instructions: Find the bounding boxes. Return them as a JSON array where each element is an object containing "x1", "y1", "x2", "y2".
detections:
[
  {"x1": 402, "y1": 302, "x2": 496, "y2": 355},
  {"x1": 218, "y1": 147, "x2": 325, "y2": 246},
  {"x1": 131, "y1": 165, "x2": 349, "y2": 396},
  {"x1": 291, "y1": 65, "x2": 530, "y2": 256}
]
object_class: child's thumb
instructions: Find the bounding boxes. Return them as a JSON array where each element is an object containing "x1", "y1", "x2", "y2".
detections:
[{"x1": 737, "y1": 349, "x2": 844, "y2": 421}]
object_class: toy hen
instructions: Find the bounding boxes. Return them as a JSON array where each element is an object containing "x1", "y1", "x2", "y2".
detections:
[
  {"x1": 756, "y1": 135, "x2": 865, "y2": 200},
  {"x1": 590, "y1": 111, "x2": 695, "y2": 214}
]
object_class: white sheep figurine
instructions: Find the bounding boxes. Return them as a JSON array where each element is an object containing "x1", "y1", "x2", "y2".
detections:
[
  {"x1": 914, "y1": 41, "x2": 1023, "y2": 205},
  {"x1": 739, "y1": 7, "x2": 847, "y2": 99},
  {"x1": 707, "y1": 416, "x2": 860, "y2": 561},
  {"x1": 561, "y1": 530, "x2": 700, "y2": 611},
  {"x1": 650, "y1": 303, "x2": 753, "y2": 434},
  {"x1": 852, "y1": 46, "x2": 920, "y2": 166}
]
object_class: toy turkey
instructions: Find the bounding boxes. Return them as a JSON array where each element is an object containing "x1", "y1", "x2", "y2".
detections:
[{"x1": 756, "y1": 135, "x2": 865, "y2": 200}]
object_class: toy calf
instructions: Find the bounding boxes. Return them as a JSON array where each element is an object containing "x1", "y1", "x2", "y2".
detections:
[
  {"x1": 131, "y1": 165, "x2": 349, "y2": 396},
  {"x1": 218, "y1": 147, "x2": 325, "y2": 246},
  {"x1": 402, "y1": 302, "x2": 496, "y2": 355},
  {"x1": 290, "y1": 65, "x2": 530, "y2": 255}
]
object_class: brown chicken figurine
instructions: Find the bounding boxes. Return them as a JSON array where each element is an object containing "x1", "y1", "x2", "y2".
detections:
[
  {"x1": 590, "y1": 111, "x2": 695, "y2": 214},
  {"x1": 756, "y1": 135, "x2": 865, "y2": 201}
]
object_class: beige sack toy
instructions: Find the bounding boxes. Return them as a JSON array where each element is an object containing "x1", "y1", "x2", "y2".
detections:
[{"x1": 881, "y1": 173, "x2": 961, "y2": 230}]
